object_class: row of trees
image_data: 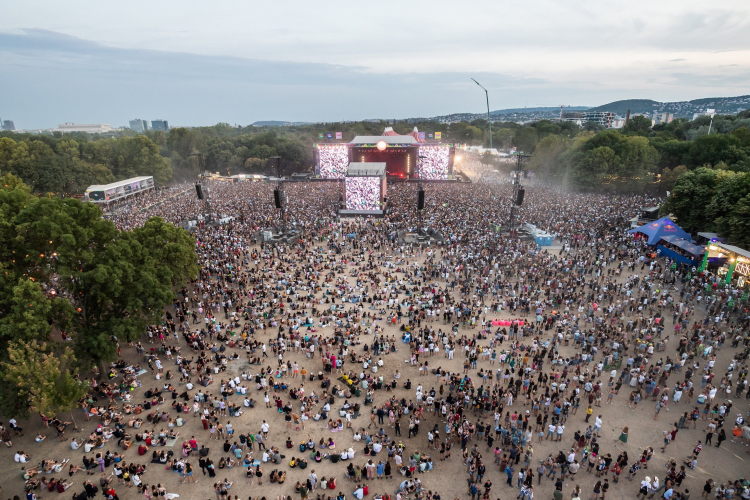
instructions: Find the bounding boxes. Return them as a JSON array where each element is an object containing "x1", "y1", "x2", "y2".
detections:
[
  {"x1": 527, "y1": 109, "x2": 750, "y2": 193},
  {"x1": 0, "y1": 173, "x2": 198, "y2": 418},
  {"x1": 0, "y1": 134, "x2": 172, "y2": 194},
  {"x1": 661, "y1": 168, "x2": 750, "y2": 248}
]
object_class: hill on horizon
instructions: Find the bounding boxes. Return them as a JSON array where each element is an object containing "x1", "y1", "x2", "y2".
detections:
[{"x1": 587, "y1": 95, "x2": 750, "y2": 118}]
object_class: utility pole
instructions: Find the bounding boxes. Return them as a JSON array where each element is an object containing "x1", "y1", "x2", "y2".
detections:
[{"x1": 471, "y1": 78, "x2": 493, "y2": 150}]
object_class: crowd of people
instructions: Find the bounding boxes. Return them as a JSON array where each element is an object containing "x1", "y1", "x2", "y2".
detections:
[
  {"x1": 4, "y1": 175, "x2": 750, "y2": 500},
  {"x1": 346, "y1": 178, "x2": 382, "y2": 211}
]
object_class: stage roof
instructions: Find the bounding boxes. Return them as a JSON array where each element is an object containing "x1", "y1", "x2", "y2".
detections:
[
  {"x1": 350, "y1": 135, "x2": 419, "y2": 145},
  {"x1": 709, "y1": 241, "x2": 750, "y2": 260},
  {"x1": 347, "y1": 162, "x2": 386, "y2": 177},
  {"x1": 627, "y1": 217, "x2": 693, "y2": 246}
]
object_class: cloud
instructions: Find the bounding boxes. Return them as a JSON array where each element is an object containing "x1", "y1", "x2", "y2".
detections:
[
  {"x1": 0, "y1": 29, "x2": 554, "y2": 128},
  {"x1": 0, "y1": 27, "x2": 749, "y2": 129}
]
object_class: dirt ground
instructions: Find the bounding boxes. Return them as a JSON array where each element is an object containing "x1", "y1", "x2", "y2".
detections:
[{"x1": 2, "y1": 244, "x2": 748, "y2": 500}]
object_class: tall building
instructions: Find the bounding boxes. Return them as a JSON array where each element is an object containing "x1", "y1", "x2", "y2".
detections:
[
  {"x1": 652, "y1": 112, "x2": 674, "y2": 126},
  {"x1": 129, "y1": 119, "x2": 149, "y2": 133},
  {"x1": 58, "y1": 123, "x2": 114, "y2": 134},
  {"x1": 151, "y1": 119, "x2": 169, "y2": 131},
  {"x1": 2, "y1": 120, "x2": 15, "y2": 131}
]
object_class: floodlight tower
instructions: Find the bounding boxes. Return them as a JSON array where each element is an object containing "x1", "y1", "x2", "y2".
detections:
[
  {"x1": 270, "y1": 156, "x2": 287, "y2": 234},
  {"x1": 509, "y1": 153, "x2": 530, "y2": 236}
]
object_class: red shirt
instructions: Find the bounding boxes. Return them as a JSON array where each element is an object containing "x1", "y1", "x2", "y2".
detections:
[{"x1": 138, "y1": 445, "x2": 148, "y2": 455}]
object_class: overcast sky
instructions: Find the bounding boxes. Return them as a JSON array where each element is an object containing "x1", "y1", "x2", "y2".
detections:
[{"x1": 2, "y1": 0, "x2": 749, "y2": 129}]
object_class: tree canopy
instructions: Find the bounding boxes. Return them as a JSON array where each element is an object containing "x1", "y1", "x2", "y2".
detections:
[{"x1": 0, "y1": 173, "x2": 198, "y2": 417}]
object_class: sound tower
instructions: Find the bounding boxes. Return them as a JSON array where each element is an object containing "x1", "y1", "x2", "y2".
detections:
[
  {"x1": 417, "y1": 189, "x2": 425, "y2": 210},
  {"x1": 195, "y1": 184, "x2": 204, "y2": 200},
  {"x1": 274, "y1": 189, "x2": 282, "y2": 208},
  {"x1": 516, "y1": 188, "x2": 525, "y2": 206}
]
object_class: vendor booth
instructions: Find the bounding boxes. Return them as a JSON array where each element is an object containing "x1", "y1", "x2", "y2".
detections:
[
  {"x1": 700, "y1": 241, "x2": 750, "y2": 288},
  {"x1": 656, "y1": 235, "x2": 705, "y2": 267}
]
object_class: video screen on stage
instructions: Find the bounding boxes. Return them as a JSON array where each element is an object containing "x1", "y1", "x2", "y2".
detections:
[
  {"x1": 417, "y1": 146, "x2": 451, "y2": 180},
  {"x1": 351, "y1": 147, "x2": 415, "y2": 178},
  {"x1": 317, "y1": 145, "x2": 348, "y2": 179},
  {"x1": 345, "y1": 177, "x2": 380, "y2": 211}
]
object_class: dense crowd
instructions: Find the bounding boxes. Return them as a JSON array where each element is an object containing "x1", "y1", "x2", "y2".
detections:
[{"x1": 6, "y1": 176, "x2": 750, "y2": 500}]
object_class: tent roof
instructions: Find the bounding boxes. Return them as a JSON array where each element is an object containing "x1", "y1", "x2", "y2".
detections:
[
  {"x1": 659, "y1": 235, "x2": 705, "y2": 256},
  {"x1": 350, "y1": 135, "x2": 419, "y2": 145},
  {"x1": 627, "y1": 217, "x2": 693, "y2": 246}
]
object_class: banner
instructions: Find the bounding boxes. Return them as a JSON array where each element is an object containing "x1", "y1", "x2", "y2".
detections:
[
  {"x1": 326, "y1": 132, "x2": 333, "y2": 140},
  {"x1": 318, "y1": 133, "x2": 324, "y2": 139},
  {"x1": 335, "y1": 132, "x2": 343, "y2": 140},
  {"x1": 435, "y1": 132, "x2": 442, "y2": 140},
  {"x1": 418, "y1": 132, "x2": 426, "y2": 140},
  {"x1": 427, "y1": 133, "x2": 434, "y2": 139}
]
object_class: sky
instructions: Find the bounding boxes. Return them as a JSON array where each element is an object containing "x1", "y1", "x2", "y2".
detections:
[{"x1": 1, "y1": 0, "x2": 750, "y2": 129}]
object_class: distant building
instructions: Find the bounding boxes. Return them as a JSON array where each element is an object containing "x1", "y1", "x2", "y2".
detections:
[
  {"x1": 58, "y1": 123, "x2": 114, "y2": 134},
  {"x1": 151, "y1": 119, "x2": 169, "y2": 131},
  {"x1": 560, "y1": 111, "x2": 615, "y2": 128},
  {"x1": 610, "y1": 116, "x2": 626, "y2": 129},
  {"x1": 652, "y1": 112, "x2": 674, "y2": 126},
  {"x1": 2, "y1": 120, "x2": 15, "y2": 131},
  {"x1": 693, "y1": 109, "x2": 716, "y2": 120},
  {"x1": 129, "y1": 119, "x2": 149, "y2": 133}
]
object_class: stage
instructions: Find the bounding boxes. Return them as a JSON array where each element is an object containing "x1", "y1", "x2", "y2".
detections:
[{"x1": 315, "y1": 127, "x2": 455, "y2": 180}]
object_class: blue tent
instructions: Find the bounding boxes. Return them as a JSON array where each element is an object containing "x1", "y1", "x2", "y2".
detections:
[{"x1": 627, "y1": 217, "x2": 694, "y2": 246}]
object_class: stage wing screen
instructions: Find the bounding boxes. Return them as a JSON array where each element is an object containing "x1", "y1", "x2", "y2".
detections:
[
  {"x1": 417, "y1": 146, "x2": 450, "y2": 180},
  {"x1": 345, "y1": 177, "x2": 380, "y2": 211},
  {"x1": 318, "y1": 145, "x2": 348, "y2": 179}
]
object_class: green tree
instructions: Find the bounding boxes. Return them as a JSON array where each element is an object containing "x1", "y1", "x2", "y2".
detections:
[
  {"x1": 661, "y1": 167, "x2": 734, "y2": 233},
  {"x1": 653, "y1": 140, "x2": 691, "y2": 172},
  {"x1": 565, "y1": 146, "x2": 617, "y2": 191},
  {"x1": 529, "y1": 135, "x2": 569, "y2": 181},
  {"x1": 660, "y1": 165, "x2": 688, "y2": 192},
  {"x1": 705, "y1": 172, "x2": 750, "y2": 244},
  {"x1": 0, "y1": 280, "x2": 58, "y2": 348},
  {"x1": 0, "y1": 341, "x2": 88, "y2": 418},
  {"x1": 687, "y1": 134, "x2": 742, "y2": 168},
  {"x1": 513, "y1": 127, "x2": 539, "y2": 154},
  {"x1": 622, "y1": 115, "x2": 652, "y2": 135},
  {"x1": 0, "y1": 175, "x2": 198, "y2": 368}
]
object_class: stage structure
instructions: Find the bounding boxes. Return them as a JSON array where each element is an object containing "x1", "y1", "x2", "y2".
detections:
[
  {"x1": 339, "y1": 162, "x2": 387, "y2": 217},
  {"x1": 315, "y1": 127, "x2": 455, "y2": 180}
]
